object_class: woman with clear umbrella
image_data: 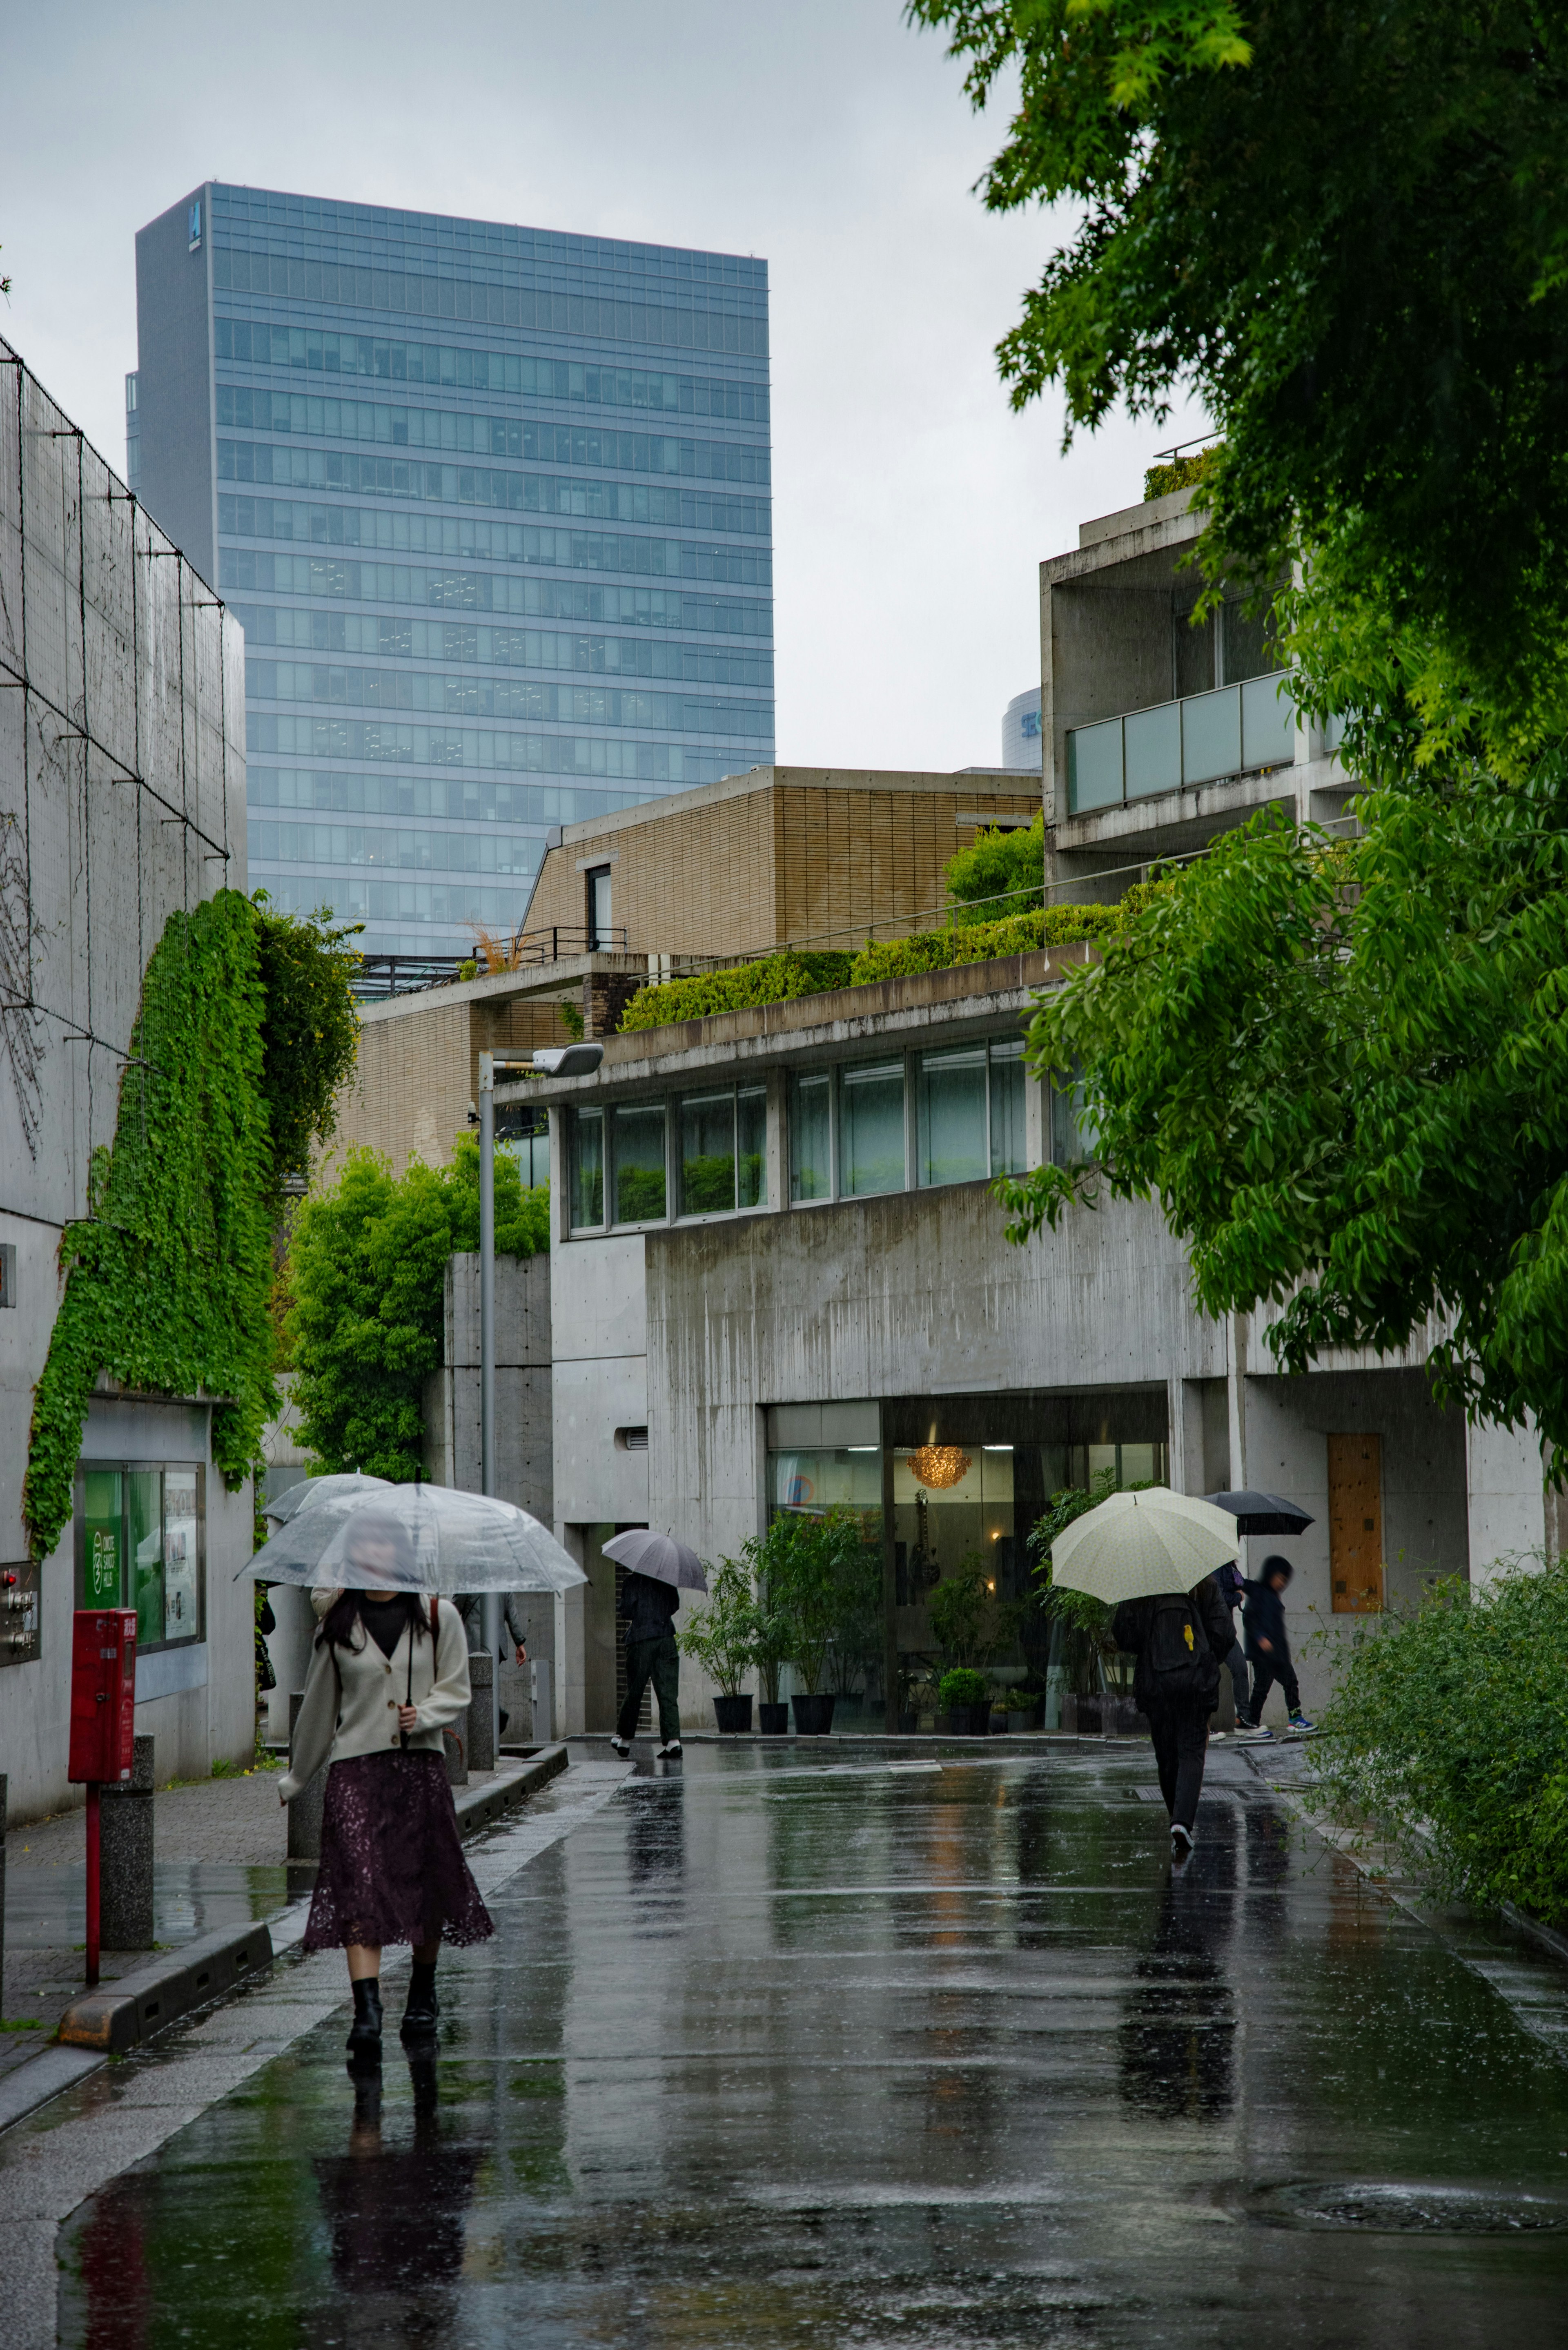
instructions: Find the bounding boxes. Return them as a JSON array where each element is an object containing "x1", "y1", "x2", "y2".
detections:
[{"x1": 277, "y1": 1507, "x2": 494, "y2": 2060}]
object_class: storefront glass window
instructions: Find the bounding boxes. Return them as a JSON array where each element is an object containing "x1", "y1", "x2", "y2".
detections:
[
  {"x1": 789, "y1": 1070, "x2": 832, "y2": 1202},
  {"x1": 612, "y1": 1101, "x2": 667, "y2": 1223},
  {"x1": 737, "y1": 1085, "x2": 767, "y2": 1208},
  {"x1": 82, "y1": 1469, "x2": 123, "y2": 1610},
  {"x1": 916, "y1": 1045, "x2": 988, "y2": 1188},
  {"x1": 129, "y1": 1469, "x2": 163, "y2": 1653},
  {"x1": 569, "y1": 1108, "x2": 605, "y2": 1228},
  {"x1": 163, "y1": 1469, "x2": 200, "y2": 1641},
  {"x1": 76, "y1": 1464, "x2": 205, "y2": 1652},
  {"x1": 679, "y1": 1090, "x2": 736, "y2": 1214},
  {"x1": 838, "y1": 1060, "x2": 905, "y2": 1197}
]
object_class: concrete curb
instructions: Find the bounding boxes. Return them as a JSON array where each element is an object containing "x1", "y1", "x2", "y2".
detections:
[
  {"x1": 2, "y1": 1744, "x2": 573, "y2": 2134},
  {"x1": 57, "y1": 1920, "x2": 273, "y2": 2055}
]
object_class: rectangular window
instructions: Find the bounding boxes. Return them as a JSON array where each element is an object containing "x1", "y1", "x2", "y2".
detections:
[
  {"x1": 737, "y1": 1085, "x2": 767, "y2": 1208},
  {"x1": 989, "y1": 1038, "x2": 1028, "y2": 1176},
  {"x1": 839, "y1": 1061, "x2": 906, "y2": 1198},
  {"x1": 586, "y1": 864, "x2": 613, "y2": 948},
  {"x1": 569, "y1": 1108, "x2": 604, "y2": 1229},
  {"x1": 611, "y1": 1102, "x2": 667, "y2": 1223},
  {"x1": 75, "y1": 1464, "x2": 205, "y2": 1652},
  {"x1": 680, "y1": 1090, "x2": 736, "y2": 1215},
  {"x1": 499, "y1": 1103, "x2": 550, "y2": 1189},
  {"x1": 1049, "y1": 1059, "x2": 1097, "y2": 1166},
  {"x1": 789, "y1": 1071, "x2": 833, "y2": 1203},
  {"x1": 917, "y1": 1046, "x2": 988, "y2": 1188}
]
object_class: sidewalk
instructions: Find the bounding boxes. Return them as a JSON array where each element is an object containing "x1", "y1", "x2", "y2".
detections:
[{"x1": 0, "y1": 1756, "x2": 541, "y2": 2080}]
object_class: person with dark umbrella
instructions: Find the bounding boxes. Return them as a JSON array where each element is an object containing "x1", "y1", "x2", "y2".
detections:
[{"x1": 602, "y1": 1530, "x2": 708, "y2": 1761}]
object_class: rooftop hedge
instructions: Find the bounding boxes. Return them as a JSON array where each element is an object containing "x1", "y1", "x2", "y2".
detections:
[{"x1": 615, "y1": 895, "x2": 1165, "y2": 1036}]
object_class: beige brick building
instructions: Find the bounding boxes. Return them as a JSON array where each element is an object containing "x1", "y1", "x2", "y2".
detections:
[
  {"x1": 520, "y1": 765, "x2": 1042, "y2": 961},
  {"x1": 324, "y1": 985, "x2": 576, "y2": 1183}
]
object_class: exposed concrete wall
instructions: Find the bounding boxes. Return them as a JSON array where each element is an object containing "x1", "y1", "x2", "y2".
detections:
[{"x1": 0, "y1": 335, "x2": 249, "y2": 1823}]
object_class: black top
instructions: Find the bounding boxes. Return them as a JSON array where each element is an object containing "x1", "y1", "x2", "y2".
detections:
[
  {"x1": 1242, "y1": 1576, "x2": 1291, "y2": 1661},
  {"x1": 621, "y1": 1570, "x2": 679, "y2": 1645},
  {"x1": 360, "y1": 1595, "x2": 409, "y2": 1662}
]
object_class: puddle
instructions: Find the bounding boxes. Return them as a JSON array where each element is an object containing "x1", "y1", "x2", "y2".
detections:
[{"x1": 1259, "y1": 2181, "x2": 1568, "y2": 2234}]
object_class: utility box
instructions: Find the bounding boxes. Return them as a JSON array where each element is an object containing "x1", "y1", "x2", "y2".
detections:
[{"x1": 68, "y1": 1610, "x2": 138, "y2": 1783}]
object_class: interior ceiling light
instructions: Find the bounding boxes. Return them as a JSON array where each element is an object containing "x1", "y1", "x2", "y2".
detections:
[{"x1": 909, "y1": 1445, "x2": 972, "y2": 1491}]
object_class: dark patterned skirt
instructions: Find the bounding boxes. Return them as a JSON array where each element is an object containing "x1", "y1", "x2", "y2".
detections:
[{"x1": 302, "y1": 1749, "x2": 495, "y2": 1953}]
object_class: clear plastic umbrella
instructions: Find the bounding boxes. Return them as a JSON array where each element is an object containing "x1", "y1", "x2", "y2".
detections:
[
  {"x1": 239, "y1": 1483, "x2": 587, "y2": 1595},
  {"x1": 261, "y1": 1472, "x2": 392, "y2": 1526},
  {"x1": 1049, "y1": 1487, "x2": 1240, "y2": 1603}
]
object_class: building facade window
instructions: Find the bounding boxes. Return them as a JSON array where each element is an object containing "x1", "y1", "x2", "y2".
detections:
[
  {"x1": 838, "y1": 1061, "x2": 905, "y2": 1199},
  {"x1": 678, "y1": 1086, "x2": 766, "y2": 1216},
  {"x1": 611, "y1": 1102, "x2": 667, "y2": 1224},
  {"x1": 76, "y1": 1463, "x2": 205, "y2": 1654},
  {"x1": 569, "y1": 1106, "x2": 604, "y2": 1229},
  {"x1": 788, "y1": 1071, "x2": 833, "y2": 1204},
  {"x1": 586, "y1": 864, "x2": 613, "y2": 948}
]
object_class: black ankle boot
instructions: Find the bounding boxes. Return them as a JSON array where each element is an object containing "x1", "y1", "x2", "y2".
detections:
[
  {"x1": 400, "y1": 1959, "x2": 440, "y2": 2042},
  {"x1": 346, "y1": 1976, "x2": 383, "y2": 2058}
]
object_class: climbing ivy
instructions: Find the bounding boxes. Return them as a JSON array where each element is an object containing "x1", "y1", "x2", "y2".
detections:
[
  {"x1": 24, "y1": 892, "x2": 278, "y2": 1562},
  {"x1": 249, "y1": 896, "x2": 361, "y2": 1208}
]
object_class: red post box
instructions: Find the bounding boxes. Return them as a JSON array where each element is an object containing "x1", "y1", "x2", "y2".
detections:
[{"x1": 68, "y1": 1610, "x2": 137, "y2": 1783}]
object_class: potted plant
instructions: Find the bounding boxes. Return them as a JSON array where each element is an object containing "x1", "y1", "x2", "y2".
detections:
[
  {"x1": 938, "y1": 1667, "x2": 991, "y2": 1737},
  {"x1": 676, "y1": 1554, "x2": 758, "y2": 1733},
  {"x1": 763, "y1": 1504, "x2": 874, "y2": 1736}
]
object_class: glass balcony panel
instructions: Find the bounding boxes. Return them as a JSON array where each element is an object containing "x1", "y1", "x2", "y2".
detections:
[
  {"x1": 1123, "y1": 700, "x2": 1182, "y2": 800},
  {"x1": 916, "y1": 1046, "x2": 988, "y2": 1188},
  {"x1": 1181, "y1": 684, "x2": 1243, "y2": 785},
  {"x1": 611, "y1": 1102, "x2": 667, "y2": 1224},
  {"x1": 839, "y1": 1060, "x2": 906, "y2": 1197},
  {"x1": 1241, "y1": 671, "x2": 1295, "y2": 770},
  {"x1": 1065, "y1": 718, "x2": 1123, "y2": 814}
]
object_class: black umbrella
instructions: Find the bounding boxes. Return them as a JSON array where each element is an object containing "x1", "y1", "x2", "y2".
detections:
[{"x1": 1205, "y1": 1489, "x2": 1314, "y2": 1537}]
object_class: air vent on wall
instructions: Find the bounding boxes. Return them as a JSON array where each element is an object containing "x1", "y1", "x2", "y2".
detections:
[{"x1": 615, "y1": 1426, "x2": 649, "y2": 1452}]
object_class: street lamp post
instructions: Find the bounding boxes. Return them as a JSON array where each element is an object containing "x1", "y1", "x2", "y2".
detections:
[{"x1": 478, "y1": 1051, "x2": 501, "y2": 1760}]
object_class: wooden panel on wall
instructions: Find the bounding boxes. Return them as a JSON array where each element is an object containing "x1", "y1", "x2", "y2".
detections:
[{"x1": 1328, "y1": 1432, "x2": 1384, "y2": 1612}]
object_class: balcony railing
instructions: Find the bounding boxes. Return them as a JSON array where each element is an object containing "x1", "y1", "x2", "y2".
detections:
[{"x1": 1065, "y1": 671, "x2": 1296, "y2": 816}]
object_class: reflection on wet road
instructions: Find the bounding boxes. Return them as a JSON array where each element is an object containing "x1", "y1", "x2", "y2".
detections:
[{"x1": 60, "y1": 1746, "x2": 1568, "y2": 2346}]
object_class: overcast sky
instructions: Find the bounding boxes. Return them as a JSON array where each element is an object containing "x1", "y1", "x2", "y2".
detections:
[{"x1": 0, "y1": 0, "x2": 1205, "y2": 774}]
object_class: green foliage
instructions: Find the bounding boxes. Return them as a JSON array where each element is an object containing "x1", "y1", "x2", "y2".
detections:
[
  {"x1": 558, "y1": 1000, "x2": 586, "y2": 1042},
  {"x1": 944, "y1": 814, "x2": 1044, "y2": 927},
  {"x1": 938, "y1": 1666, "x2": 989, "y2": 1710},
  {"x1": 999, "y1": 781, "x2": 1568, "y2": 1453},
  {"x1": 1145, "y1": 448, "x2": 1219, "y2": 503},
  {"x1": 848, "y1": 901, "x2": 1130, "y2": 985},
  {"x1": 757, "y1": 1505, "x2": 880, "y2": 1696},
  {"x1": 1308, "y1": 1561, "x2": 1568, "y2": 1922},
  {"x1": 682, "y1": 1155, "x2": 739, "y2": 1213},
  {"x1": 927, "y1": 1560, "x2": 996, "y2": 1667},
  {"x1": 675, "y1": 1555, "x2": 760, "y2": 1697},
  {"x1": 1030, "y1": 1472, "x2": 1132, "y2": 1694},
  {"x1": 284, "y1": 1141, "x2": 548, "y2": 1478},
  {"x1": 24, "y1": 893, "x2": 278, "y2": 1563},
  {"x1": 618, "y1": 951, "x2": 857, "y2": 1034},
  {"x1": 907, "y1": 0, "x2": 1568, "y2": 748},
  {"x1": 248, "y1": 897, "x2": 361, "y2": 1204}
]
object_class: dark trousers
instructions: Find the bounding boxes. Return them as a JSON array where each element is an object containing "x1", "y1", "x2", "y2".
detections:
[
  {"x1": 1248, "y1": 1650, "x2": 1301, "y2": 1719},
  {"x1": 1146, "y1": 1698, "x2": 1210, "y2": 1831},
  {"x1": 618, "y1": 1633, "x2": 681, "y2": 1744},
  {"x1": 1223, "y1": 1640, "x2": 1251, "y2": 1723}
]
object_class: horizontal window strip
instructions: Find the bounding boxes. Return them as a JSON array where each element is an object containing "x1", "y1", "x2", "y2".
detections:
[
  {"x1": 248, "y1": 766, "x2": 651, "y2": 826},
  {"x1": 218, "y1": 549, "x2": 771, "y2": 637},
  {"x1": 218, "y1": 496, "x2": 771, "y2": 587},
  {"x1": 245, "y1": 656, "x2": 773, "y2": 732}
]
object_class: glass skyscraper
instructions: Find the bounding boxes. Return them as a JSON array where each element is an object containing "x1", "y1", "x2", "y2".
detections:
[{"x1": 131, "y1": 183, "x2": 773, "y2": 961}]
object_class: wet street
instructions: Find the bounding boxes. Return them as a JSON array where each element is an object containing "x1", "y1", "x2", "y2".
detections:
[{"x1": 33, "y1": 1740, "x2": 1568, "y2": 2346}]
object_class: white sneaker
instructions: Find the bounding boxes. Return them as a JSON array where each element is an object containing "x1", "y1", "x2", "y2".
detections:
[
  {"x1": 1171, "y1": 1823, "x2": 1194, "y2": 1857},
  {"x1": 609, "y1": 1735, "x2": 631, "y2": 1757},
  {"x1": 657, "y1": 1740, "x2": 683, "y2": 1760}
]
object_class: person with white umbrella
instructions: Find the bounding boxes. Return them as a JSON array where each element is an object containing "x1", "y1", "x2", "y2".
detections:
[
  {"x1": 603, "y1": 1530, "x2": 707, "y2": 1762},
  {"x1": 1050, "y1": 1488, "x2": 1239, "y2": 1861}
]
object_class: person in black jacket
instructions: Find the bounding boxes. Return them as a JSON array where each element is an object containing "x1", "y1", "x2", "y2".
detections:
[
  {"x1": 1113, "y1": 1572, "x2": 1234, "y2": 1859},
  {"x1": 1242, "y1": 1555, "x2": 1314, "y2": 1733},
  {"x1": 609, "y1": 1569, "x2": 683, "y2": 1759}
]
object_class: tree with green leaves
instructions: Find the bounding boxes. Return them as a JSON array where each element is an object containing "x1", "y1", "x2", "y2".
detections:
[
  {"x1": 944, "y1": 814, "x2": 1043, "y2": 925},
  {"x1": 283, "y1": 1138, "x2": 548, "y2": 1479},
  {"x1": 249, "y1": 896, "x2": 361, "y2": 1206}
]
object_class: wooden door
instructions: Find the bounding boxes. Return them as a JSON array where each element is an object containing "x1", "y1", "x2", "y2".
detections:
[{"x1": 1328, "y1": 1434, "x2": 1384, "y2": 1613}]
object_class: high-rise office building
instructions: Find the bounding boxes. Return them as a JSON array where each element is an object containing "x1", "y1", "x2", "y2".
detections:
[{"x1": 131, "y1": 183, "x2": 773, "y2": 962}]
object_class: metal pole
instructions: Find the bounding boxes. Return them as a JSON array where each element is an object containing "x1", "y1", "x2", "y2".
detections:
[
  {"x1": 85, "y1": 1782, "x2": 100, "y2": 1989},
  {"x1": 478, "y1": 1052, "x2": 501, "y2": 1760}
]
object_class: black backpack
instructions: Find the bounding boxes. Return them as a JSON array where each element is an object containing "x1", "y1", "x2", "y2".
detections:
[{"x1": 1141, "y1": 1592, "x2": 1220, "y2": 1706}]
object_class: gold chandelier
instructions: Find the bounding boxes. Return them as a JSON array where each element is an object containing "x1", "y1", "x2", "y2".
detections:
[{"x1": 909, "y1": 1445, "x2": 972, "y2": 1491}]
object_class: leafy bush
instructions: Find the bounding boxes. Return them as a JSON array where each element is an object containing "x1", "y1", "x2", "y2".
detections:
[
  {"x1": 284, "y1": 1139, "x2": 548, "y2": 1478},
  {"x1": 939, "y1": 1666, "x2": 989, "y2": 1710},
  {"x1": 1308, "y1": 1559, "x2": 1568, "y2": 1922},
  {"x1": 944, "y1": 814, "x2": 1044, "y2": 927},
  {"x1": 675, "y1": 1555, "x2": 757, "y2": 1698},
  {"x1": 928, "y1": 1559, "x2": 1003, "y2": 1667},
  {"x1": 757, "y1": 1505, "x2": 880, "y2": 1696},
  {"x1": 618, "y1": 951, "x2": 856, "y2": 1033},
  {"x1": 1030, "y1": 1470, "x2": 1136, "y2": 1696},
  {"x1": 1144, "y1": 448, "x2": 1219, "y2": 502},
  {"x1": 249, "y1": 897, "x2": 361, "y2": 1209},
  {"x1": 848, "y1": 902, "x2": 1134, "y2": 986}
]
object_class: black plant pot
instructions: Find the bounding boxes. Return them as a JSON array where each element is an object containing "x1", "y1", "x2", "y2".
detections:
[
  {"x1": 758, "y1": 1702, "x2": 790, "y2": 1734},
  {"x1": 791, "y1": 1692, "x2": 837, "y2": 1737},
  {"x1": 898, "y1": 1712, "x2": 919, "y2": 1733},
  {"x1": 713, "y1": 1693, "x2": 753, "y2": 1734},
  {"x1": 951, "y1": 1704, "x2": 991, "y2": 1737}
]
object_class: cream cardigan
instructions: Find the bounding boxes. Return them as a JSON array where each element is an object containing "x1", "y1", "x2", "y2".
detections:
[{"x1": 278, "y1": 1594, "x2": 472, "y2": 1800}]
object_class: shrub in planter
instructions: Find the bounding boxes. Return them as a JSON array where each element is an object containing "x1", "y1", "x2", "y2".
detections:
[
  {"x1": 940, "y1": 1667, "x2": 991, "y2": 1737},
  {"x1": 676, "y1": 1556, "x2": 758, "y2": 1725}
]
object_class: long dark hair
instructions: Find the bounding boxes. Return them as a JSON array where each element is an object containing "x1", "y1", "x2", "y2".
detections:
[{"x1": 317, "y1": 1587, "x2": 432, "y2": 1654}]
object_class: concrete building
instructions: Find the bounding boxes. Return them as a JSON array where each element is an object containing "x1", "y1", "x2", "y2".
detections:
[
  {"x1": 517, "y1": 940, "x2": 1550, "y2": 1736},
  {"x1": 0, "y1": 335, "x2": 253, "y2": 1821},
  {"x1": 130, "y1": 183, "x2": 773, "y2": 966}
]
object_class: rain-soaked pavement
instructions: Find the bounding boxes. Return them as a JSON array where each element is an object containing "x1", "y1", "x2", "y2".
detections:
[{"x1": 40, "y1": 1739, "x2": 1568, "y2": 2346}]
